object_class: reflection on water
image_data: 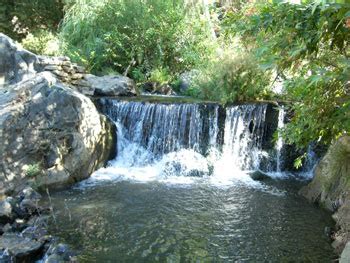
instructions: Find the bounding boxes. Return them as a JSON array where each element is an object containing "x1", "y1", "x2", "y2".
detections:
[{"x1": 46, "y1": 179, "x2": 335, "y2": 262}]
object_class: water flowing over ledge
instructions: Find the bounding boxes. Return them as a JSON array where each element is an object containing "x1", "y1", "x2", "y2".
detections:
[{"x1": 82, "y1": 98, "x2": 314, "y2": 188}]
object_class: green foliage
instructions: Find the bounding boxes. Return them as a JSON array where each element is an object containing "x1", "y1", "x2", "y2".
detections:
[
  {"x1": 148, "y1": 68, "x2": 172, "y2": 85},
  {"x1": 223, "y1": 1, "x2": 350, "y2": 148},
  {"x1": 25, "y1": 163, "x2": 42, "y2": 178},
  {"x1": 188, "y1": 51, "x2": 272, "y2": 103},
  {"x1": 60, "y1": 0, "x2": 213, "y2": 77},
  {"x1": 0, "y1": 0, "x2": 65, "y2": 41},
  {"x1": 21, "y1": 30, "x2": 61, "y2": 56}
]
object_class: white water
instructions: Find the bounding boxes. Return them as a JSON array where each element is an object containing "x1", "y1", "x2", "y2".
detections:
[
  {"x1": 276, "y1": 107, "x2": 285, "y2": 173},
  {"x1": 81, "y1": 101, "x2": 309, "y2": 189}
]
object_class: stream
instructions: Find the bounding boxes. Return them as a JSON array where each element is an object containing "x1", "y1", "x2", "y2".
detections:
[{"x1": 44, "y1": 99, "x2": 336, "y2": 262}]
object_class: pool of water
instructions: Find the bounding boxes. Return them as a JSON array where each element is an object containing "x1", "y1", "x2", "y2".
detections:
[{"x1": 45, "y1": 177, "x2": 335, "y2": 262}]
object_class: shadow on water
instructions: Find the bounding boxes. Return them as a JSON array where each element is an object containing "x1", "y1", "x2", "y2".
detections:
[{"x1": 44, "y1": 177, "x2": 336, "y2": 262}]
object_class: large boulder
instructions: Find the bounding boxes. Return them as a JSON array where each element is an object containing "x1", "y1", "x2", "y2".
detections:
[
  {"x1": 300, "y1": 136, "x2": 350, "y2": 253},
  {"x1": 0, "y1": 72, "x2": 115, "y2": 192},
  {"x1": 0, "y1": 33, "x2": 38, "y2": 87},
  {"x1": 79, "y1": 74, "x2": 137, "y2": 97}
]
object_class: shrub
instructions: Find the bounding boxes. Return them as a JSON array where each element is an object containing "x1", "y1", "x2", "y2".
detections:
[
  {"x1": 60, "y1": 0, "x2": 214, "y2": 77},
  {"x1": 223, "y1": 1, "x2": 350, "y2": 148},
  {"x1": 188, "y1": 50, "x2": 272, "y2": 103},
  {"x1": 21, "y1": 30, "x2": 61, "y2": 56}
]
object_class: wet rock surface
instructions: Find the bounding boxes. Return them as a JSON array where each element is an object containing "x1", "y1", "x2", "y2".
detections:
[
  {"x1": 42, "y1": 243, "x2": 78, "y2": 263},
  {"x1": 0, "y1": 233, "x2": 44, "y2": 261},
  {"x1": 0, "y1": 187, "x2": 76, "y2": 262},
  {"x1": 301, "y1": 136, "x2": 350, "y2": 254}
]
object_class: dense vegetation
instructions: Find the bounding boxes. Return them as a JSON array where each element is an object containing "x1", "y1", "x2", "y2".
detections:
[
  {"x1": 223, "y1": 1, "x2": 350, "y2": 150},
  {"x1": 0, "y1": 0, "x2": 349, "y2": 156}
]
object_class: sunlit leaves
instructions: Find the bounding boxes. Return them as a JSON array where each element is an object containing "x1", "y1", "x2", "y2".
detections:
[{"x1": 224, "y1": 1, "x2": 350, "y2": 148}]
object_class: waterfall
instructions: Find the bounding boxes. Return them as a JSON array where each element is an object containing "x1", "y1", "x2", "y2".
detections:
[
  {"x1": 222, "y1": 105, "x2": 267, "y2": 170},
  {"x1": 276, "y1": 107, "x2": 285, "y2": 173},
  {"x1": 102, "y1": 100, "x2": 221, "y2": 157},
  {"x1": 87, "y1": 99, "x2": 287, "y2": 186}
]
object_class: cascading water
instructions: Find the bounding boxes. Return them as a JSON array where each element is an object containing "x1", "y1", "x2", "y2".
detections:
[
  {"x1": 276, "y1": 106, "x2": 285, "y2": 173},
  {"x1": 222, "y1": 104, "x2": 267, "y2": 171},
  {"x1": 102, "y1": 100, "x2": 222, "y2": 156},
  {"x1": 87, "y1": 99, "x2": 280, "y2": 186},
  {"x1": 47, "y1": 98, "x2": 336, "y2": 262}
]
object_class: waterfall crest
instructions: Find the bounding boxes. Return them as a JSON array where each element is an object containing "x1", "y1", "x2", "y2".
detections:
[{"x1": 87, "y1": 99, "x2": 306, "y2": 186}]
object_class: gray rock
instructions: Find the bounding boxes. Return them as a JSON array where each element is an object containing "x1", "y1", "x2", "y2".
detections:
[
  {"x1": 0, "y1": 249, "x2": 12, "y2": 262},
  {"x1": 340, "y1": 242, "x2": 350, "y2": 263},
  {"x1": 0, "y1": 72, "x2": 116, "y2": 191},
  {"x1": 44, "y1": 243, "x2": 77, "y2": 263},
  {"x1": 83, "y1": 74, "x2": 137, "y2": 96},
  {"x1": 300, "y1": 136, "x2": 350, "y2": 253},
  {"x1": 0, "y1": 33, "x2": 37, "y2": 87},
  {"x1": 0, "y1": 200, "x2": 12, "y2": 224},
  {"x1": 2, "y1": 224, "x2": 12, "y2": 233},
  {"x1": 0, "y1": 233, "x2": 44, "y2": 261},
  {"x1": 20, "y1": 199, "x2": 39, "y2": 214},
  {"x1": 249, "y1": 170, "x2": 270, "y2": 181},
  {"x1": 178, "y1": 70, "x2": 199, "y2": 94},
  {"x1": 142, "y1": 82, "x2": 177, "y2": 96},
  {"x1": 20, "y1": 187, "x2": 42, "y2": 201}
]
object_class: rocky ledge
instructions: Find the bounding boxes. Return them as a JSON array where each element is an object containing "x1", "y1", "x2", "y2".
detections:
[
  {"x1": 0, "y1": 187, "x2": 77, "y2": 262},
  {"x1": 0, "y1": 33, "x2": 140, "y2": 194},
  {"x1": 300, "y1": 136, "x2": 350, "y2": 258},
  {"x1": 0, "y1": 187, "x2": 77, "y2": 263}
]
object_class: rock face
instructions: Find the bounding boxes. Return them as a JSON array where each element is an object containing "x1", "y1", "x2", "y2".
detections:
[
  {"x1": 0, "y1": 233, "x2": 44, "y2": 261},
  {"x1": 80, "y1": 74, "x2": 137, "y2": 96},
  {"x1": 300, "y1": 136, "x2": 350, "y2": 253},
  {"x1": 141, "y1": 82, "x2": 177, "y2": 96},
  {"x1": 0, "y1": 187, "x2": 69, "y2": 262},
  {"x1": 1, "y1": 33, "x2": 137, "y2": 99},
  {"x1": 0, "y1": 72, "x2": 115, "y2": 192},
  {"x1": 0, "y1": 33, "x2": 37, "y2": 87},
  {"x1": 340, "y1": 242, "x2": 350, "y2": 263}
]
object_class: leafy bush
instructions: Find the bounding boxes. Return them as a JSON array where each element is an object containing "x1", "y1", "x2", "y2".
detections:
[
  {"x1": 60, "y1": 0, "x2": 213, "y2": 77},
  {"x1": 0, "y1": 0, "x2": 64, "y2": 41},
  {"x1": 148, "y1": 67, "x2": 172, "y2": 85},
  {"x1": 188, "y1": 51, "x2": 272, "y2": 103},
  {"x1": 21, "y1": 30, "x2": 61, "y2": 56},
  {"x1": 223, "y1": 1, "x2": 350, "y2": 148}
]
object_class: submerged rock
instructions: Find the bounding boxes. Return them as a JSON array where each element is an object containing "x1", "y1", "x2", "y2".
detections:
[
  {"x1": 0, "y1": 233, "x2": 44, "y2": 262},
  {"x1": 43, "y1": 243, "x2": 77, "y2": 263},
  {"x1": 249, "y1": 170, "x2": 270, "y2": 181},
  {"x1": 300, "y1": 136, "x2": 350, "y2": 254}
]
